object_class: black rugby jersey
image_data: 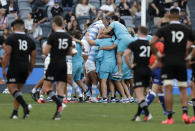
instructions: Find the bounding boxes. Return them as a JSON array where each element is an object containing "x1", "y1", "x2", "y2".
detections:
[
  {"x1": 47, "y1": 30, "x2": 72, "y2": 63},
  {"x1": 155, "y1": 21, "x2": 194, "y2": 66},
  {"x1": 128, "y1": 38, "x2": 151, "y2": 66}
]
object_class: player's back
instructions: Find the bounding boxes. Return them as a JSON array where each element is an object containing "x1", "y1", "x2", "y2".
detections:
[
  {"x1": 156, "y1": 23, "x2": 194, "y2": 66},
  {"x1": 48, "y1": 31, "x2": 72, "y2": 64},
  {"x1": 110, "y1": 21, "x2": 130, "y2": 39},
  {"x1": 128, "y1": 39, "x2": 151, "y2": 66},
  {"x1": 6, "y1": 32, "x2": 35, "y2": 69},
  {"x1": 72, "y1": 42, "x2": 83, "y2": 63}
]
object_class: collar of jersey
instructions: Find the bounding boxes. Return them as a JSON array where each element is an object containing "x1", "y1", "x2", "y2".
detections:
[
  {"x1": 170, "y1": 21, "x2": 181, "y2": 24},
  {"x1": 138, "y1": 37, "x2": 147, "y2": 40},
  {"x1": 56, "y1": 30, "x2": 65, "y2": 32},
  {"x1": 14, "y1": 31, "x2": 25, "y2": 34}
]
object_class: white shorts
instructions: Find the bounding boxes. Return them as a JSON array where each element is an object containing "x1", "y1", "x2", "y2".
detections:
[
  {"x1": 81, "y1": 39, "x2": 90, "y2": 56},
  {"x1": 85, "y1": 60, "x2": 96, "y2": 74},
  {"x1": 66, "y1": 56, "x2": 72, "y2": 75},
  {"x1": 44, "y1": 56, "x2": 50, "y2": 74}
]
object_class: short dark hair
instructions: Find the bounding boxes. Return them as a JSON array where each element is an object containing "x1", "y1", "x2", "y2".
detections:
[
  {"x1": 170, "y1": 8, "x2": 180, "y2": 15},
  {"x1": 71, "y1": 30, "x2": 81, "y2": 39},
  {"x1": 53, "y1": 15, "x2": 64, "y2": 27},
  {"x1": 110, "y1": 15, "x2": 119, "y2": 21},
  {"x1": 13, "y1": 19, "x2": 24, "y2": 27},
  {"x1": 138, "y1": 26, "x2": 148, "y2": 35}
]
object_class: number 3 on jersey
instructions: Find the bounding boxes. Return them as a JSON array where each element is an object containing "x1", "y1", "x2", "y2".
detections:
[
  {"x1": 19, "y1": 39, "x2": 28, "y2": 51},
  {"x1": 139, "y1": 46, "x2": 150, "y2": 57},
  {"x1": 59, "y1": 39, "x2": 68, "y2": 49}
]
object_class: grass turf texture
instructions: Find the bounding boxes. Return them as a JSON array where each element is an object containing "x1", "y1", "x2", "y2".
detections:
[{"x1": 0, "y1": 94, "x2": 194, "y2": 131}]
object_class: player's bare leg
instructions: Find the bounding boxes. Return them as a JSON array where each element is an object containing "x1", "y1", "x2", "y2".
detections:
[
  {"x1": 121, "y1": 79, "x2": 131, "y2": 100},
  {"x1": 132, "y1": 87, "x2": 150, "y2": 121},
  {"x1": 31, "y1": 78, "x2": 44, "y2": 101},
  {"x1": 114, "y1": 81, "x2": 127, "y2": 101},
  {"x1": 109, "y1": 80, "x2": 116, "y2": 103},
  {"x1": 8, "y1": 84, "x2": 31, "y2": 119},
  {"x1": 101, "y1": 79, "x2": 107, "y2": 103},
  {"x1": 191, "y1": 81, "x2": 195, "y2": 122}
]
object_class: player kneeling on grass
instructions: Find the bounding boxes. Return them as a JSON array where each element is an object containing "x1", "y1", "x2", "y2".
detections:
[
  {"x1": 2, "y1": 19, "x2": 36, "y2": 119},
  {"x1": 42, "y1": 16, "x2": 72, "y2": 120},
  {"x1": 124, "y1": 26, "x2": 158, "y2": 121}
]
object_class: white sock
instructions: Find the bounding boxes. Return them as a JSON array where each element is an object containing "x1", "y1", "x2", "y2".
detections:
[
  {"x1": 32, "y1": 88, "x2": 36, "y2": 94},
  {"x1": 40, "y1": 95, "x2": 44, "y2": 100},
  {"x1": 67, "y1": 83, "x2": 72, "y2": 101}
]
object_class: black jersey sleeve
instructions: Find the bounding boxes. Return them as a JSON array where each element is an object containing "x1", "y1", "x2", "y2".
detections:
[
  {"x1": 47, "y1": 33, "x2": 54, "y2": 46},
  {"x1": 189, "y1": 30, "x2": 195, "y2": 42},
  {"x1": 5, "y1": 35, "x2": 13, "y2": 47},
  {"x1": 155, "y1": 27, "x2": 165, "y2": 38},
  {"x1": 0, "y1": 36, "x2": 4, "y2": 45},
  {"x1": 128, "y1": 42, "x2": 135, "y2": 52},
  {"x1": 29, "y1": 38, "x2": 36, "y2": 52}
]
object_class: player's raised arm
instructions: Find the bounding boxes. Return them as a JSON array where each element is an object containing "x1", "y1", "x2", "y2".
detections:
[
  {"x1": 85, "y1": 33, "x2": 96, "y2": 45},
  {"x1": 102, "y1": 26, "x2": 113, "y2": 35},
  {"x1": 2, "y1": 44, "x2": 12, "y2": 78}
]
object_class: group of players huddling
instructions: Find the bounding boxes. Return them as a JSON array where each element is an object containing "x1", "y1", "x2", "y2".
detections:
[{"x1": 2, "y1": 7, "x2": 195, "y2": 124}]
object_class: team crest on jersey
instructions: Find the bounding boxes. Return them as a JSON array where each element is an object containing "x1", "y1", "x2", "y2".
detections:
[
  {"x1": 135, "y1": 82, "x2": 142, "y2": 86},
  {"x1": 161, "y1": 74, "x2": 168, "y2": 79},
  {"x1": 8, "y1": 78, "x2": 16, "y2": 82},
  {"x1": 47, "y1": 76, "x2": 54, "y2": 81}
]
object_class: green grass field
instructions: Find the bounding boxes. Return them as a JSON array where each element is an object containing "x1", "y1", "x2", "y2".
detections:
[{"x1": 0, "y1": 94, "x2": 194, "y2": 131}]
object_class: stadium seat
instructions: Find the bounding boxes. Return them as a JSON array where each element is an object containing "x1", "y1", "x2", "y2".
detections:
[
  {"x1": 40, "y1": 22, "x2": 52, "y2": 39},
  {"x1": 121, "y1": 16, "x2": 135, "y2": 28},
  {"x1": 150, "y1": 25, "x2": 158, "y2": 35},
  {"x1": 18, "y1": 1, "x2": 31, "y2": 9},
  {"x1": 7, "y1": 14, "x2": 15, "y2": 29},
  {"x1": 19, "y1": 7, "x2": 32, "y2": 20},
  {"x1": 89, "y1": 0, "x2": 100, "y2": 9},
  {"x1": 77, "y1": 16, "x2": 90, "y2": 30},
  {"x1": 134, "y1": 16, "x2": 141, "y2": 28}
]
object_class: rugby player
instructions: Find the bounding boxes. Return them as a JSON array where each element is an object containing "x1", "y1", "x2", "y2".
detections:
[
  {"x1": 124, "y1": 26, "x2": 153, "y2": 121},
  {"x1": 2, "y1": 19, "x2": 36, "y2": 119},
  {"x1": 42, "y1": 16, "x2": 71, "y2": 120},
  {"x1": 150, "y1": 8, "x2": 194, "y2": 124}
]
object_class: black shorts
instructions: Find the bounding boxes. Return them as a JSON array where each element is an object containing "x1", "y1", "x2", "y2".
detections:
[
  {"x1": 133, "y1": 66, "x2": 151, "y2": 88},
  {"x1": 161, "y1": 65, "x2": 187, "y2": 81},
  {"x1": 45, "y1": 62, "x2": 67, "y2": 82},
  {"x1": 6, "y1": 69, "x2": 28, "y2": 84}
]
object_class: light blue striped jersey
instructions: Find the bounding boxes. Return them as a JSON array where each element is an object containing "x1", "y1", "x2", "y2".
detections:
[{"x1": 83, "y1": 20, "x2": 105, "y2": 41}]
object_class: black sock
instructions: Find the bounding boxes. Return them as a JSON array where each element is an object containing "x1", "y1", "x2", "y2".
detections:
[
  {"x1": 47, "y1": 91, "x2": 61, "y2": 107},
  {"x1": 140, "y1": 100, "x2": 149, "y2": 116},
  {"x1": 111, "y1": 97, "x2": 115, "y2": 100},
  {"x1": 182, "y1": 106, "x2": 188, "y2": 114},
  {"x1": 167, "y1": 111, "x2": 173, "y2": 119},
  {"x1": 13, "y1": 109, "x2": 18, "y2": 115},
  {"x1": 135, "y1": 104, "x2": 142, "y2": 116},
  {"x1": 103, "y1": 98, "x2": 107, "y2": 100},
  {"x1": 57, "y1": 95, "x2": 64, "y2": 103},
  {"x1": 192, "y1": 98, "x2": 195, "y2": 116},
  {"x1": 13, "y1": 91, "x2": 27, "y2": 109}
]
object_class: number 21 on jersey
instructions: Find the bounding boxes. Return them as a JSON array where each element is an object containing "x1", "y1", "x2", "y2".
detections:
[{"x1": 139, "y1": 46, "x2": 150, "y2": 57}]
